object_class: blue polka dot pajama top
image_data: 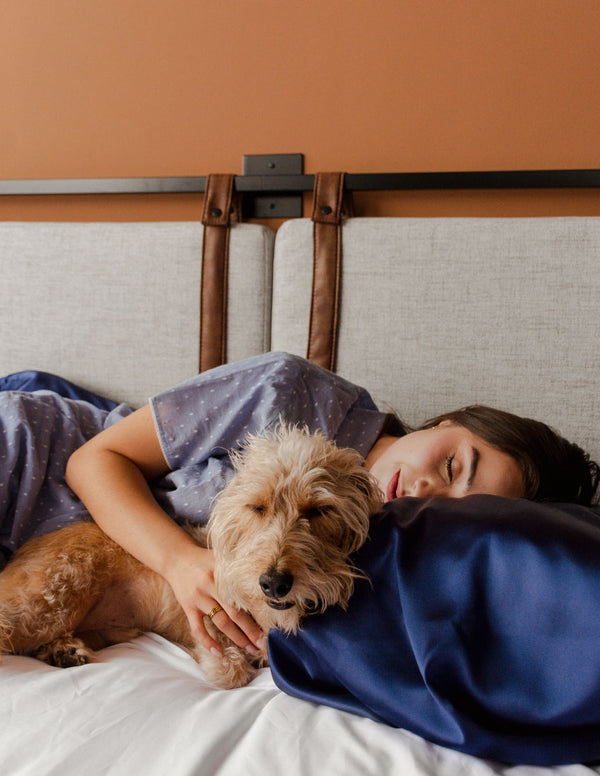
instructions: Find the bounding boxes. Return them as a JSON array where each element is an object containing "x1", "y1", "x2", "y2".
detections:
[{"x1": 0, "y1": 352, "x2": 388, "y2": 568}]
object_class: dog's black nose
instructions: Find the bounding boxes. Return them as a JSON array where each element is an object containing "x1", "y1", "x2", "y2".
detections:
[{"x1": 259, "y1": 570, "x2": 293, "y2": 599}]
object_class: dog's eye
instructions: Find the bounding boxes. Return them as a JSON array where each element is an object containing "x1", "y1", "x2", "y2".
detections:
[
  {"x1": 303, "y1": 506, "x2": 329, "y2": 519},
  {"x1": 248, "y1": 504, "x2": 266, "y2": 516}
]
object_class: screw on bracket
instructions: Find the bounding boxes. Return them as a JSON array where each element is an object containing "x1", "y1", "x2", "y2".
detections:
[{"x1": 241, "y1": 154, "x2": 304, "y2": 218}]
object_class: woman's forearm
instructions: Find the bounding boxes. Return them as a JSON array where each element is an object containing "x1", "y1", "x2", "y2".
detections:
[
  {"x1": 66, "y1": 444, "x2": 198, "y2": 580},
  {"x1": 65, "y1": 404, "x2": 198, "y2": 580}
]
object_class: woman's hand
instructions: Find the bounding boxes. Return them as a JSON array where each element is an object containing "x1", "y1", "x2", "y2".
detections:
[{"x1": 163, "y1": 543, "x2": 266, "y2": 657}]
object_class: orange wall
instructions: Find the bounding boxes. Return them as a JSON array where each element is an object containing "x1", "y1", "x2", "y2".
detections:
[{"x1": 1, "y1": 0, "x2": 599, "y2": 221}]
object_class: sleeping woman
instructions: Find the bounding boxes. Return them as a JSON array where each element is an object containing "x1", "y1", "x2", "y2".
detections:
[{"x1": 1, "y1": 351, "x2": 597, "y2": 659}]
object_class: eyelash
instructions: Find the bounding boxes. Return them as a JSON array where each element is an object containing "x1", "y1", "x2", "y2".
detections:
[{"x1": 446, "y1": 455, "x2": 455, "y2": 482}]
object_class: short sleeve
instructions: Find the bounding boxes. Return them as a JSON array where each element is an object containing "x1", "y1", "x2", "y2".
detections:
[{"x1": 150, "y1": 352, "x2": 385, "y2": 470}]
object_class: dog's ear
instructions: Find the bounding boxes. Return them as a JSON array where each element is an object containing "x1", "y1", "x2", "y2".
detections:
[
  {"x1": 347, "y1": 466, "x2": 384, "y2": 514},
  {"x1": 331, "y1": 466, "x2": 382, "y2": 556}
]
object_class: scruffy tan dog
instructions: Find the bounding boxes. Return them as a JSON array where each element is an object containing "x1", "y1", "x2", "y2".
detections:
[{"x1": 0, "y1": 425, "x2": 382, "y2": 688}]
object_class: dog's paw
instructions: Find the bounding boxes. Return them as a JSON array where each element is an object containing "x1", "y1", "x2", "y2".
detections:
[
  {"x1": 34, "y1": 636, "x2": 95, "y2": 668},
  {"x1": 196, "y1": 643, "x2": 260, "y2": 689}
]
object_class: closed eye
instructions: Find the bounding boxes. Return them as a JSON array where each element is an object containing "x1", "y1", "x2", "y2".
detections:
[
  {"x1": 302, "y1": 506, "x2": 329, "y2": 519},
  {"x1": 248, "y1": 504, "x2": 266, "y2": 515},
  {"x1": 445, "y1": 455, "x2": 455, "y2": 483}
]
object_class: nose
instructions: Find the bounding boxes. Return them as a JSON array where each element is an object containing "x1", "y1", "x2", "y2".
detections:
[
  {"x1": 411, "y1": 478, "x2": 434, "y2": 497},
  {"x1": 259, "y1": 570, "x2": 294, "y2": 599}
]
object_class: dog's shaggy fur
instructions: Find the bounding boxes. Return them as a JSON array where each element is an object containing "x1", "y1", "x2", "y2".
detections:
[{"x1": 0, "y1": 426, "x2": 382, "y2": 688}]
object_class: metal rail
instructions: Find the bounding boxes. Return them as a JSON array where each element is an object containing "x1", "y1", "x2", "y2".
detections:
[{"x1": 2, "y1": 169, "x2": 600, "y2": 196}]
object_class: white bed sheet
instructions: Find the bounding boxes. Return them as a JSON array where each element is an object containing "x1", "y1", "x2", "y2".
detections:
[{"x1": 1, "y1": 634, "x2": 598, "y2": 776}]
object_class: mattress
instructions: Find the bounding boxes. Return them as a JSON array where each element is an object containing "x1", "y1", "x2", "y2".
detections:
[{"x1": 2, "y1": 635, "x2": 598, "y2": 776}]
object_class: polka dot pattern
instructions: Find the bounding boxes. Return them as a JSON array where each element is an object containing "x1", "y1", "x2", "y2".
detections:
[{"x1": 1, "y1": 353, "x2": 387, "y2": 566}]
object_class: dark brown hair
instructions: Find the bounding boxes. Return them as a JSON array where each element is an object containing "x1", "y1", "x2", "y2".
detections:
[{"x1": 418, "y1": 405, "x2": 600, "y2": 506}]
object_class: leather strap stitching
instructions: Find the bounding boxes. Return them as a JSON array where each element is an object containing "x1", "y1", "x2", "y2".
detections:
[
  {"x1": 307, "y1": 172, "x2": 350, "y2": 371},
  {"x1": 200, "y1": 174, "x2": 238, "y2": 372}
]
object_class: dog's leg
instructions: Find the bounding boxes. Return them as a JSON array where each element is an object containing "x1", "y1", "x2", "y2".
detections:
[
  {"x1": 32, "y1": 626, "x2": 149, "y2": 667},
  {"x1": 0, "y1": 567, "x2": 101, "y2": 661},
  {"x1": 0, "y1": 523, "x2": 128, "y2": 665}
]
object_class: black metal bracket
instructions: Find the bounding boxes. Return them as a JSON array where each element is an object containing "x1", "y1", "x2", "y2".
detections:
[{"x1": 241, "y1": 154, "x2": 304, "y2": 218}]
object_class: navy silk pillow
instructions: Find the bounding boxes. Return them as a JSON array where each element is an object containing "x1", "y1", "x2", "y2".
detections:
[{"x1": 268, "y1": 496, "x2": 600, "y2": 765}]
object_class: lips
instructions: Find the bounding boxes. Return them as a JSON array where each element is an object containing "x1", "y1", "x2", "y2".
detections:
[
  {"x1": 386, "y1": 469, "x2": 400, "y2": 501},
  {"x1": 267, "y1": 600, "x2": 295, "y2": 610}
]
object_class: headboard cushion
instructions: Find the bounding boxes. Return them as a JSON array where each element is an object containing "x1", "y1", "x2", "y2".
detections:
[
  {"x1": 0, "y1": 222, "x2": 274, "y2": 407},
  {"x1": 271, "y1": 217, "x2": 600, "y2": 463}
]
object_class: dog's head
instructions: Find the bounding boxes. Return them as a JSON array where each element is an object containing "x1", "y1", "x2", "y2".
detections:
[{"x1": 208, "y1": 424, "x2": 382, "y2": 634}]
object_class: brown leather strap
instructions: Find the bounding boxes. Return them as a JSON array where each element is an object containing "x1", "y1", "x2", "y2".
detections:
[
  {"x1": 199, "y1": 174, "x2": 240, "y2": 372},
  {"x1": 307, "y1": 172, "x2": 353, "y2": 371}
]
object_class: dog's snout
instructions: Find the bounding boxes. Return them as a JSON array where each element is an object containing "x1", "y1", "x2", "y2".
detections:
[{"x1": 259, "y1": 570, "x2": 293, "y2": 599}]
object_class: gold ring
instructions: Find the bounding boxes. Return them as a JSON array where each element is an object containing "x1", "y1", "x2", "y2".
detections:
[{"x1": 207, "y1": 604, "x2": 223, "y2": 620}]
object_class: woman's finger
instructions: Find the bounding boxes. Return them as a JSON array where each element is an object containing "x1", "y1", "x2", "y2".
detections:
[
  {"x1": 207, "y1": 605, "x2": 265, "y2": 655},
  {"x1": 226, "y1": 606, "x2": 266, "y2": 650},
  {"x1": 186, "y1": 606, "x2": 223, "y2": 656}
]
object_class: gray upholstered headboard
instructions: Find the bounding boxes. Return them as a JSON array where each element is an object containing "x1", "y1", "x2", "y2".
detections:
[
  {"x1": 1, "y1": 214, "x2": 598, "y2": 464},
  {"x1": 271, "y1": 217, "x2": 600, "y2": 464},
  {"x1": 0, "y1": 222, "x2": 274, "y2": 407}
]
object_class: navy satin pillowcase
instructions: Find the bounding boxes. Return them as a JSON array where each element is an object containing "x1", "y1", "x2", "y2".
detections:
[{"x1": 268, "y1": 496, "x2": 600, "y2": 766}]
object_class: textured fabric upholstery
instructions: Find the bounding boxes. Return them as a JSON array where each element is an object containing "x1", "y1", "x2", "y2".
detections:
[
  {"x1": 3, "y1": 216, "x2": 598, "y2": 464},
  {"x1": 272, "y1": 217, "x2": 600, "y2": 463},
  {"x1": 0, "y1": 222, "x2": 274, "y2": 407}
]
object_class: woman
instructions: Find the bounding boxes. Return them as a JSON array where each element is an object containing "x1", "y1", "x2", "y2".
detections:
[{"x1": 1, "y1": 352, "x2": 598, "y2": 659}]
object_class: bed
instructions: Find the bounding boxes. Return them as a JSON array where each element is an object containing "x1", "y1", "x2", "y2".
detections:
[{"x1": 1, "y1": 169, "x2": 600, "y2": 775}]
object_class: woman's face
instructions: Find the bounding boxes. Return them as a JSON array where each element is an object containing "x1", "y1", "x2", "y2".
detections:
[{"x1": 367, "y1": 421, "x2": 526, "y2": 501}]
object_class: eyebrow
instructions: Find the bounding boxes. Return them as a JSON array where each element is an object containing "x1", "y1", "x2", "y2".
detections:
[{"x1": 466, "y1": 446, "x2": 481, "y2": 490}]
